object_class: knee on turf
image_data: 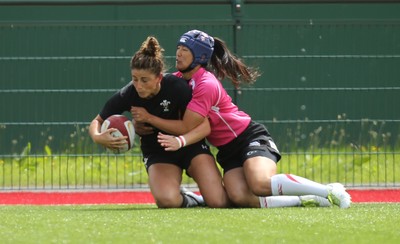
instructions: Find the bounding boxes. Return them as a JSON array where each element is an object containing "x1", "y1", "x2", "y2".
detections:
[{"x1": 154, "y1": 192, "x2": 182, "y2": 208}]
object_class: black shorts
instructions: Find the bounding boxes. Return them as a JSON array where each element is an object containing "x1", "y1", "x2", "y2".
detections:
[
  {"x1": 142, "y1": 139, "x2": 213, "y2": 172},
  {"x1": 216, "y1": 121, "x2": 281, "y2": 173}
]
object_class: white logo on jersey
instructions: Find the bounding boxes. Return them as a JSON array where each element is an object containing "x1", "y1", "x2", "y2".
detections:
[
  {"x1": 249, "y1": 141, "x2": 261, "y2": 147},
  {"x1": 189, "y1": 79, "x2": 196, "y2": 90},
  {"x1": 160, "y1": 100, "x2": 171, "y2": 112}
]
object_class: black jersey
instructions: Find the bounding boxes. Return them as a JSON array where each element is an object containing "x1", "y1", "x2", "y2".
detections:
[{"x1": 99, "y1": 74, "x2": 192, "y2": 154}]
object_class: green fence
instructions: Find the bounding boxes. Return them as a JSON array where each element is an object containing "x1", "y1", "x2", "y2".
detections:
[{"x1": 1, "y1": 0, "x2": 399, "y2": 190}]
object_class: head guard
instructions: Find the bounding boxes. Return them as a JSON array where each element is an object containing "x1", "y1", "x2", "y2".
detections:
[{"x1": 177, "y1": 30, "x2": 214, "y2": 69}]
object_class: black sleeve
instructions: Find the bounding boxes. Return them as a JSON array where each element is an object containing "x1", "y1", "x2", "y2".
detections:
[{"x1": 99, "y1": 83, "x2": 133, "y2": 120}]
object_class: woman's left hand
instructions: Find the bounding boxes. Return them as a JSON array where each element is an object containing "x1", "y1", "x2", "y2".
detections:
[
  {"x1": 131, "y1": 106, "x2": 151, "y2": 123},
  {"x1": 157, "y1": 132, "x2": 181, "y2": 151}
]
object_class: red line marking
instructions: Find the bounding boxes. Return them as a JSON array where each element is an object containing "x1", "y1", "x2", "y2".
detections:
[
  {"x1": 0, "y1": 191, "x2": 155, "y2": 205},
  {"x1": 347, "y1": 189, "x2": 400, "y2": 203},
  {"x1": 0, "y1": 189, "x2": 399, "y2": 205}
]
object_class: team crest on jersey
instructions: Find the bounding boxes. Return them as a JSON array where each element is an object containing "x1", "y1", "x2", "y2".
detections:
[{"x1": 160, "y1": 100, "x2": 171, "y2": 112}]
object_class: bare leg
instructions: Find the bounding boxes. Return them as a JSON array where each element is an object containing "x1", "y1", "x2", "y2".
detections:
[
  {"x1": 243, "y1": 156, "x2": 276, "y2": 196},
  {"x1": 225, "y1": 157, "x2": 333, "y2": 208},
  {"x1": 148, "y1": 163, "x2": 183, "y2": 208},
  {"x1": 223, "y1": 167, "x2": 259, "y2": 208},
  {"x1": 242, "y1": 156, "x2": 350, "y2": 208},
  {"x1": 188, "y1": 154, "x2": 231, "y2": 208}
]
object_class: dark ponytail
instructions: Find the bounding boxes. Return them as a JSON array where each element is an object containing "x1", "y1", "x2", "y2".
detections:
[{"x1": 209, "y1": 37, "x2": 260, "y2": 88}]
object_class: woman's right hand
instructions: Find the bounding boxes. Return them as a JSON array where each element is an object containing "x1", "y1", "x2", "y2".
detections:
[{"x1": 93, "y1": 128, "x2": 128, "y2": 151}]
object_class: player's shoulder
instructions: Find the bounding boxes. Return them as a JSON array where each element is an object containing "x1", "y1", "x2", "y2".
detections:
[
  {"x1": 119, "y1": 82, "x2": 136, "y2": 96},
  {"x1": 164, "y1": 73, "x2": 186, "y2": 82},
  {"x1": 193, "y1": 73, "x2": 218, "y2": 92},
  {"x1": 163, "y1": 73, "x2": 190, "y2": 89}
]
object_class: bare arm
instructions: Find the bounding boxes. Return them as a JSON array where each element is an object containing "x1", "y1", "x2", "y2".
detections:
[
  {"x1": 88, "y1": 115, "x2": 128, "y2": 150},
  {"x1": 131, "y1": 106, "x2": 204, "y2": 135},
  {"x1": 158, "y1": 118, "x2": 211, "y2": 151}
]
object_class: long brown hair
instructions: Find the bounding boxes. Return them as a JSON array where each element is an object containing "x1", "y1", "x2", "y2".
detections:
[
  {"x1": 209, "y1": 37, "x2": 260, "y2": 88},
  {"x1": 130, "y1": 36, "x2": 165, "y2": 75}
]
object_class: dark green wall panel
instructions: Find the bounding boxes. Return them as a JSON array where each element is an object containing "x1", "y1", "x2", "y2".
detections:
[{"x1": 1, "y1": 1, "x2": 399, "y2": 153}]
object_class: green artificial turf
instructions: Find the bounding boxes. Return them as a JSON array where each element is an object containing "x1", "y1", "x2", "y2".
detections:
[{"x1": 1, "y1": 203, "x2": 400, "y2": 244}]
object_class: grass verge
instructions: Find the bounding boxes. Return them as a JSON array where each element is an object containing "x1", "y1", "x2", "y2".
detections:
[{"x1": 1, "y1": 204, "x2": 399, "y2": 244}]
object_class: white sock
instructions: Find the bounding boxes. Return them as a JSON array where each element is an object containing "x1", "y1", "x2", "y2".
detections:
[
  {"x1": 259, "y1": 196, "x2": 301, "y2": 208},
  {"x1": 270, "y1": 174, "x2": 329, "y2": 197}
]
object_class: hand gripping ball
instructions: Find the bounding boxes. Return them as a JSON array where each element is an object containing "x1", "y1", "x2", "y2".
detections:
[{"x1": 100, "y1": 115, "x2": 135, "y2": 154}]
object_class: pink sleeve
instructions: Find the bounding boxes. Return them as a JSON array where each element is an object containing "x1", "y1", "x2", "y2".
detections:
[{"x1": 186, "y1": 79, "x2": 218, "y2": 118}]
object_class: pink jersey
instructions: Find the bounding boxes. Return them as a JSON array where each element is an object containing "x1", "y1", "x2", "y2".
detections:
[{"x1": 175, "y1": 68, "x2": 251, "y2": 146}]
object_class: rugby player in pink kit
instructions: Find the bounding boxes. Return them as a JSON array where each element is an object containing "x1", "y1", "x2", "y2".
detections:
[{"x1": 132, "y1": 30, "x2": 351, "y2": 209}]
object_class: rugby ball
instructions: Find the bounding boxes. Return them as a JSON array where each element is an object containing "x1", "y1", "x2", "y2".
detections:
[{"x1": 100, "y1": 114, "x2": 135, "y2": 154}]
